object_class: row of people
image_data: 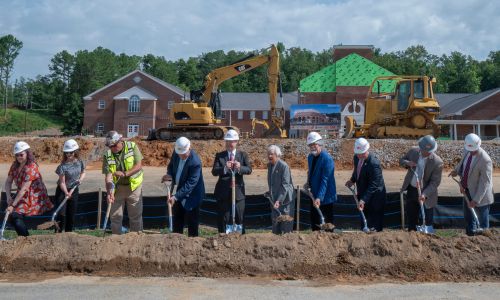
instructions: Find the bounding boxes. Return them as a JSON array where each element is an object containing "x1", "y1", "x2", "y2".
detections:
[{"x1": 3, "y1": 130, "x2": 493, "y2": 237}]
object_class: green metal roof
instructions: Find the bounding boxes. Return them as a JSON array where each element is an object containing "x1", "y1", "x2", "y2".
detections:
[{"x1": 299, "y1": 53, "x2": 396, "y2": 92}]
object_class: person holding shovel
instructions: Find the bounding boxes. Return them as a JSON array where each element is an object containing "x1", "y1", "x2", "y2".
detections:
[
  {"x1": 162, "y1": 137, "x2": 205, "y2": 237},
  {"x1": 266, "y1": 145, "x2": 294, "y2": 234},
  {"x1": 449, "y1": 133, "x2": 493, "y2": 236},
  {"x1": 304, "y1": 132, "x2": 337, "y2": 231},
  {"x1": 53, "y1": 139, "x2": 86, "y2": 232},
  {"x1": 3, "y1": 141, "x2": 53, "y2": 236},
  {"x1": 102, "y1": 131, "x2": 144, "y2": 234},
  {"x1": 345, "y1": 138, "x2": 386, "y2": 232},
  {"x1": 400, "y1": 135, "x2": 443, "y2": 232},
  {"x1": 212, "y1": 129, "x2": 252, "y2": 234}
]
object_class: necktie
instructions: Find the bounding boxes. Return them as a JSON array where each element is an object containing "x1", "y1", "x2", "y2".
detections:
[
  {"x1": 356, "y1": 159, "x2": 364, "y2": 180},
  {"x1": 461, "y1": 154, "x2": 473, "y2": 188}
]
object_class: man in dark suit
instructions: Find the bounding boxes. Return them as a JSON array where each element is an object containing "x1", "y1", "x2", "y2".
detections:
[
  {"x1": 162, "y1": 137, "x2": 205, "y2": 237},
  {"x1": 400, "y1": 135, "x2": 443, "y2": 232},
  {"x1": 346, "y1": 138, "x2": 386, "y2": 232},
  {"x1": 212, "y1": 129, "x2": 252, "y2": 233}
]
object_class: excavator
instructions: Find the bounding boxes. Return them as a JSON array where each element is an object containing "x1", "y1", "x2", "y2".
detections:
[
  {"x1": 149, "y1": 44, "x2": 287, "y2": 140},
  {"x1": 343, "y1": 75, "x2": 440, "y2": 139}
]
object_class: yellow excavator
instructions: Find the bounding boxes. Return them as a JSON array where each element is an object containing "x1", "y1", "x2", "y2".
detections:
[
  {"x1": 150, "y1": 44, "x2": 287, "y2": 140},
  {"x1": 343, "y1": 75, "x2": 440, "y2": 138}
]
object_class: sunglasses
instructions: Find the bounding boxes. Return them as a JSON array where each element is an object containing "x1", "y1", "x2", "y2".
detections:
[
  {"x1": 15, "y1": 152, "x2": 26, "y2": 157},
  {"x1": 65, "y1": 151, "x2": 75, "y2": 155}
]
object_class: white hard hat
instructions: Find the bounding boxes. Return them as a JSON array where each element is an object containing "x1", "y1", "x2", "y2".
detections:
[
  {"x1": 464, "y1": 133, "x2": 481, "y2": 152},
  {"x1": 306, "y1": 131, "x2": 322, "y2": 145},
  {"x1": 13, "y1": 141, "x2": 30, "y2": 154},
  {"x1": 175, "y1": 136, "x2": 191, "y2": 155},
  {"x1": 354, "y1": 138, "x2": 370, "y2": 154},
  {"x1": 224, "y1": 129, "x2": 239, "y2": 141},
  {"x1": 63, "y1": 139, "x2": 79, "y2": 152},
  {"x1": 418, "y1": 135, "x2": 437, "y2": 153},
  {"x1": 105, "y1": 131, "x2": 122, "y2": 147}
]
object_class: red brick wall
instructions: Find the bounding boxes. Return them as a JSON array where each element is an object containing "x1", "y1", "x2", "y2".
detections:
[
  {"x1": 335, "y1": 86, "x2": 369, "y2": 107},
  {"x1": 461, "y1": 93, "x2": 500, "y2": 120},
  {"x1": 333, "y1": 48, "x2": 373, "y2": 62},
  {"x1": 299, "y1": 92, "x2": 337, "y2": 104},
  {"x1": 83, "y1": 71, "x2": 184, "y2": 136}
]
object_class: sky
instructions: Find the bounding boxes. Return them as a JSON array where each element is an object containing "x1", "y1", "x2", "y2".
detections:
[{"x1": 1, "y1": 0, "x2": 499, "y2": 80}]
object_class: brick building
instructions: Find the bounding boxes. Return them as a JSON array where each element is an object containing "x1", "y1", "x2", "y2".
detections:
[
  {"x1": 299, "y1": 45, "x2": 393, "y2": 108},
  {"x1": 83, "y1": 70, "x2": 297, "y2": 138},
  {"x1": 83, "y1": 70, "x2": 186, "y2": 137}
]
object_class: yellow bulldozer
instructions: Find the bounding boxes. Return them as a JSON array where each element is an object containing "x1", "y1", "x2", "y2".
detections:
[
  {"x1": 149, "y1": 44, "x2": 287, "y2": 140},
  {"x1": 343, "y1": 75, "x2": 440, "y2": 139}
]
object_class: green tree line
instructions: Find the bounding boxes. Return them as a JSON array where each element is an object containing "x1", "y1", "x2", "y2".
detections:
[{"x1": 1, "y1": 34, "x2": 499, "y2": 134}]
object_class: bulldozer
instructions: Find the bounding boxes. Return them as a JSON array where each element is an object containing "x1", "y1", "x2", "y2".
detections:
[
  {"x1": 149, "y1": 44, "x2": 287, "y2": 140},
  {"x1": 343, "y1": 75, "x2": 440, "y2": 139}
]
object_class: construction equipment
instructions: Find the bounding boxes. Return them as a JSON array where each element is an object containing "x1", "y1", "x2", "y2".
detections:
[
  {"x1": 250, "y1": 118, "x2": 270, "y2": 138},
  {"x1": 0, "y1": 211, "x2": 10, "y2": 241},
  {"x1": 149, "y1": 44, "x2": 287, "y2": 141},
  {"x1": 37, "y1": 183, "x2": 80, "y2": 231},
  {"x1": 410, "y1": 168, "x2": 434, "y2": 234},
  {"x1": 450, "y1": 176, "x2": 484, "y2": 235},
  {"x1": 346, "y1": 185, "x2": 370, "y2": 233},
  {"x1": 165, "y1": 182, "x2": 175, "y2": 233},
  {"x1": 226, "y1": 169, "x2": 243, "y2": 234},
  {"x1": 301, "y1": 188, "x2": 335, "y2": 232},
  {"x1": 344, "y1": 75, "x2": 440, "y2": 139}
]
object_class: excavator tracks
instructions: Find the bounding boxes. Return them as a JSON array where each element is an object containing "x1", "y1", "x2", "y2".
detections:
[{"x1": 367, "y1": 109, "x2": 440, "y2": 139}]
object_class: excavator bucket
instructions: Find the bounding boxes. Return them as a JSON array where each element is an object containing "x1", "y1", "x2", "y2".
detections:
[{"x1": 343, "y1": 116, "x2": 356, "y2": 138}]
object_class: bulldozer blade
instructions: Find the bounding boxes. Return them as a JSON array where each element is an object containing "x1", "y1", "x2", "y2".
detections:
[{"x1": 343, "y1": 116, "x2": 356, "y2": 138}]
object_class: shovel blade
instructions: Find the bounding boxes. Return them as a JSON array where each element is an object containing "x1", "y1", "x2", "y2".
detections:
[
  {"x1": 225, "y1": 224, "x2": 243, "y2": 234},
  {"x1": 417, "y1": 225, "x2": 435, "y2": 234}
]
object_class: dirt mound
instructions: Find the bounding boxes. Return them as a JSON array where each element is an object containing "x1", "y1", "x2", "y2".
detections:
[
  {"x1": 0, "y1": 137, "x2": 498, "y2": 170},
  {"x1": 0, "y1": 231, "x2": 498, "y2": 281}
]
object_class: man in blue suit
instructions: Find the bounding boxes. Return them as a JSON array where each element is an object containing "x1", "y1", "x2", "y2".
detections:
[
  {"x1": 346, "y1": 138, "x2": 386, "y2": 232},
  {"x1": 162, "y1": 137, "x2": 205, "y2": 237},
  {"x1": 305, "y1": 132, "x2": 337, "y2": 231}
]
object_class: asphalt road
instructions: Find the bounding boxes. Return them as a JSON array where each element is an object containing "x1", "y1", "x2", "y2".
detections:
[{"x1": 0, "y1": 276, "x2": 498, "y2": 299}]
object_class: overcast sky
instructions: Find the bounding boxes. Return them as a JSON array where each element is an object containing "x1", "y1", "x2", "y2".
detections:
[{"x1": 1, "y1": 0, "x2": 499, "y2": 80}]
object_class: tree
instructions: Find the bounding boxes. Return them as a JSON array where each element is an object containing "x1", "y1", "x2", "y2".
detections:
[
  {"x1": 0, "y1": 34, "x2": 23, "y2": 117},
  {"x1": 61, "y1": 92, "x2": 83, "y2": 135},
  {"x1": 438, "y1": 52, "x2": 481, "y2": 93},
  {"x1": 49, "y1": 50, "x2": 75, "y2": 113},
  {"x1": 479, "y1": 51, "x2": 500, "y2": 91}
]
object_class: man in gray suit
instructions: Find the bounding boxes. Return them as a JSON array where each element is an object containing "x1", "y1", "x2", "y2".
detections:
[
  {"x1": 266, "y1": 145, "x2": 294, "y2": 234},
  {"x1": 449, "y1": 133, "x2": 494, "y2": 235},
  {"x1": 400, "y1": 135, "x2": 443, "y2": 232}
]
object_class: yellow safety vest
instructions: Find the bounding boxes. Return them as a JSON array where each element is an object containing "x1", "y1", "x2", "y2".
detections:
[{"x1": 105, "y1": 141, "x2": 143, "y2": 191}]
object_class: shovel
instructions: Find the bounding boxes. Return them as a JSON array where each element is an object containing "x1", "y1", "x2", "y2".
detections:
[
  {"x1": 301, "y1": 188, "x2": 335, "y2": 232},
  {"x1": 225, "y1": 169, "x2": 242, "y2": 234},
  {"x1": 410, "y1": 169, "x2": 434, "y2": 234},
  {"x1": 264, "y1": 192, "x2": 293, "y2": 233},
  {"x1": 346, "y1": 185, "x2": 370, "y2": 233},
  {"x1": 450, "y1": 176, "x2": 484, "y2": 235},
  {"x1": 102, "y1": 183, "x2": 115, "y2": 236},
  {"x1": 37, "y1": 183, "x2": 80, "y2": 231},
  {"x1": 165, "y1": 182, "x2": 175, "y2": 233},
  {"x1": 0, "y1": 210, "x2": 10, "y2": 241}
]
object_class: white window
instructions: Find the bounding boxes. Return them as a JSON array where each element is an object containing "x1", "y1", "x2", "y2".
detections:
[
  {"x1": 168, "y1": 100, "x2": 175, "y2": 109},
  {"x1": 127, "y1": 124, "x2": 140, "y2": 138},
  {"x1": 250, "y1": 110, "x2": 256, "y2": 119},
  {"x1": 238, "y1": 110, "x2": 243, "y2": 120},
  {"x1": 98, "y1": 99, "x2": 105, "y2": 110},
  {"x1": 128, "y1": 95, "x2": 140, "y2": 112},
  {"x1": 96, "y1": 123, "x2": 104, "y2": 133},
  {"x1": 220, "y1": 111, "x2": 226, "y2": 119},
  {"x1": 262, "y1": 111, "x2": 269, "y2": 120}
]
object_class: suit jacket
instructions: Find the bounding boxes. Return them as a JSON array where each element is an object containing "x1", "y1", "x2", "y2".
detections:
[
  {"x1": 307, "y1": 149, "x2": 337, "y2": 205},
  {"x1": 267, "y1": 159, "x2": 294, "y2": 205},
  {"x1": 350, "y1": 152, "x2": 386, "y2": 207},
  {"x1": 400, "y1": 147, "x2": 443, "y2": 208},
  {"x1": 212, "y1": 150, "x2": 252, "y2": 202},
  {"x1": 167, "y1": 150, "x2": 205, "y2": 211},
  {"x1": 454, "y1": 148, "x2": 494, "y2": 207}
]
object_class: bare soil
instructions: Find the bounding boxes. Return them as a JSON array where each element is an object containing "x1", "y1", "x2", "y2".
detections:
[{"x1": 0, "y1": 230, "x2": 498, "y2": 281}]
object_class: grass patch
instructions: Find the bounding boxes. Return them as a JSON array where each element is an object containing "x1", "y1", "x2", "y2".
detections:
[{"x1": 0, "y1": 108, "x2": 64, "y2": 136}]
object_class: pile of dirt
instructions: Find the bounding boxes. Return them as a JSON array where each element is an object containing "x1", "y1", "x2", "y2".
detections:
[
  {"x1": 0, "y1": 231, "x2": 498, "y2": 281},
  {"x1": 0, "y1": 137, "x2": 498, "y2": 170}
]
